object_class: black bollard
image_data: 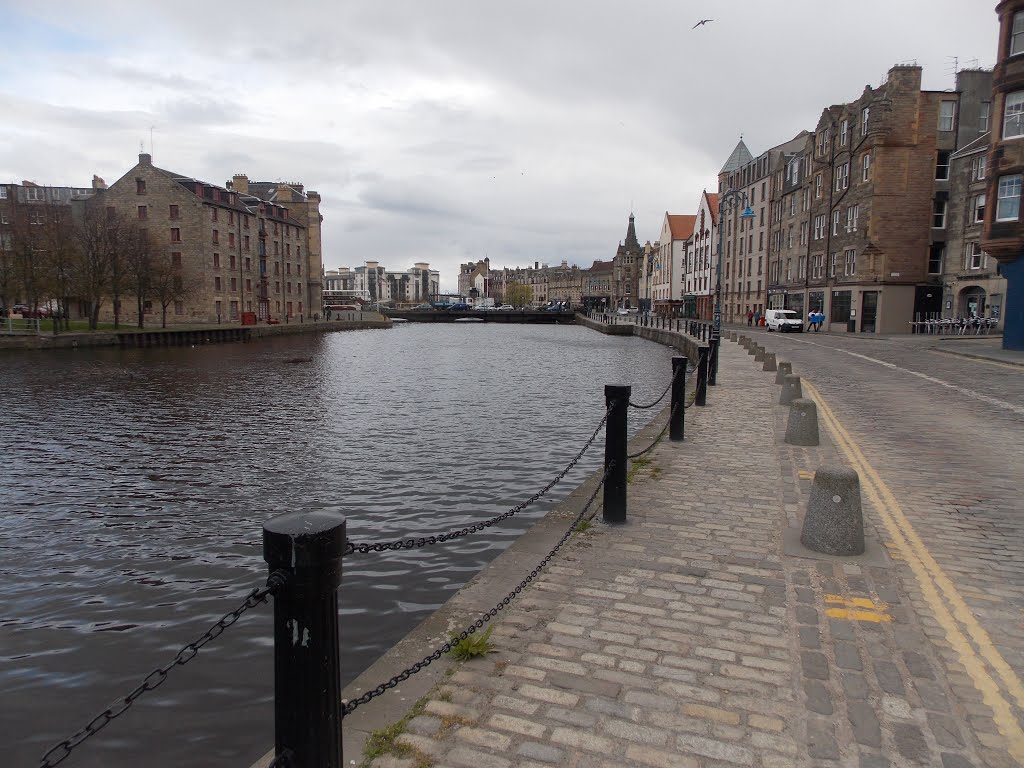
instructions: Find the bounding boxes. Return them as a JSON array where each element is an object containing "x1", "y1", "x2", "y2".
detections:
[
  {"x1": 603, "y1": 385, "x2": 630, "y2": 524},
  {"x1": 671, "y1": 356, "x2": 687, "y2": 442},
  {"x1": 696, "y1": 346, "x2": 709, "y2": 406},
  {"x1": 708, "y1": 335, "x2": 719, "y2": 387},
  {"x1": 264, "y1": 511, "x2": 347, "y2": 768}
]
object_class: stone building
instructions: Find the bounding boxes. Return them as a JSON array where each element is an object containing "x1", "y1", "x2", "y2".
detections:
[
  {"x1": 583, "y1": 260, "x2": 614, "y2": 310},
  {"x1": 720, "y1": 133, "x2": 809, "y2": 323},
  {"x1": 547, "y1": 260, "x2": 584, "y2": 305},
  {"x1": 761, "y1": 66, "x2": 990, "y2": 333},
  {"x1": 947, "y1": 131, "x2": 1003, "y2": 322},
  {"x1": 982, "y1": 0, "x2": 1024, "y2": 350},
  {"x1": 96, "y1": 153, "x2": 322, "y2": 324},
  {"x1": 612, "y1": 214, "x2": 643, "y2": 310}
]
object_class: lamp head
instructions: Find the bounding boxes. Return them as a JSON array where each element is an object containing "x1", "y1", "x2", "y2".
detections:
[{"x1": 740, "y1": 206, "x2": 755, "y2": 219}]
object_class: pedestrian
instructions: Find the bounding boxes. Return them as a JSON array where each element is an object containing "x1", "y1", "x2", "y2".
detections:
[
  {"x1": 754, "y1": 310, "x2": 761, "y2": 328},
  {"x1": 746, "y1": 309, "x2": 754, "y2": 327},
  {"x1": 807, "y1": 309, "x2": 815, "y2": 332},
  {"x1": 814, "y1": 310, "x2": 823, "y2": 332}
]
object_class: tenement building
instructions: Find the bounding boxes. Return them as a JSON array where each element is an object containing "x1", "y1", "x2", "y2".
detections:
[
  {"x1": 98, "y1": 153, "x2": 323, "y2": 324},
  {"x1": 763, "y1": 65, "x2": 990, "y2": 333},
  {"x1": 982, "y1": 0, "x2": 1024, "y2": 350}
]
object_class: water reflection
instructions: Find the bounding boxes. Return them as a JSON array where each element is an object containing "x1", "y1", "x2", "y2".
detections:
[{"x1": 0, "y1": 323, "x2": 673, "y2": 767}]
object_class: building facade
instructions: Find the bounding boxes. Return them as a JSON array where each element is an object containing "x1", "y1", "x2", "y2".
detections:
[
  {"x1": 982, "y1": 0, "x2": 1024, "y2": 349},
  {"x1": 651, "y1": 213, "x2": 695, "y2": 315},
  {"x1": 612, "y1": 214, "x2": 643, "y2": 310},
  {"x1": 679, "y1": 192, "x2": 718, "y2": 320},
  {"x1": 96, "y1": 153, "x2": 322, "y2": 324}
]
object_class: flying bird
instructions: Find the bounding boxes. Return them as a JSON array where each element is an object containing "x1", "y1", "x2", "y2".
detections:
[{"x1": 692, "y1": 19, "x2": 713, "y2": 28}]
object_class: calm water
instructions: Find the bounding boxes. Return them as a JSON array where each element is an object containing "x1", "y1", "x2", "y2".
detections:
[{"x1": 0, "y1": 323, "x2": 674, "y2": 767}]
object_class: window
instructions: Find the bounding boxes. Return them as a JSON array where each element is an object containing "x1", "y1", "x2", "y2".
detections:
[
  {"x1": 840, "y1": 119, "x2": 848, "y2": 146},
  {"x1": 174, "y1": 301, "x2": 184, "y2": 316},
  {"x1": 967, "y1": 242, "x2": 985, "y2": 269},
  {"x1": 997, "y1": 174, "x2": 1022, "y2": 220},
  {"x1": 928, "y1": 244, "x2": 944, "y2": 275},
  {"x1": 862, "y1": 154, "x2": 871, "y2": 182},
  {"x1": 137, "y1": 205, "x2": 147, "y2": 220},
  {"x1": 799, "y1": 256, "x2": 806, "y2": 279},
  {"x1": 800, "y1": 222, "x2": 808, "y2": 246},
  {"x1": 243, "y1": 216, "x2": 250, "y2": 229},
  {"x1": 785, "y1": 259, "x2": 792, "y2": 281},
  {"x1": 835, "y1": 163, "x2": 849, "y2": 191},
  {"x1": 0, "y1": 186, "x2": 7, "y2": 199},
  {"x1": 980, "y1": 101, "x2": 991, "y2": 133},
  {"x1": 136, "y1": 178, "x2": 146, "y2": 194},
  {"x1": 974, "y1": 194, "x2": 986, "y2": 223},
  {"x1": 229, "y1": 254, "x2": 236, "y2": 269},
  {"x1": 815, "y1": 174, "x2": 822, "y2": 199},
  {"x1": 230, "y1": 277, "x2": 237, "y2": 291},
  {"x1": 832, "y1": 290, "x2": 852, "y2": 322},
  {"x1": 244, "y1": 235, "x2": 250, "y2": 251},
  {"x1": 246, "y1": 279, "x2": 252, "y2": 291},
  {"x1": 933, "y1": 199, "x2": 947, "y2": 228},
  {"x1": 213, "y1": 253, "x2": 221, "y2": 268},
  {"x1": 972, "y1": 155, "x2": 987, "y2": 181},
  {"x1": 228, "y1": 211, "x2": 234, "y2": 225},
  {"x1": 861, "y1": 107, "x2": 870, "y2": 136},
  {"x1": 843, "y1": 249, "x2": 857, "y2": 276},
  {"x1": 230, "y1": 301, "x2": 239, "y2": 320},
  {"x1": 1012, "y1": 11, "x2": 1024, "y2": 56},
  {"x1": 245, "y1": 257, "x2": 251, "y2": 271},
  {"x1": 829, "y1": 252, "x2": 838, "y2": 277},
  {"x1": 787, "y1": 228, "x2": 794, "y2": 248},
  {"x1": 214, "y1": 276, "x2": 222, "y2": 291},
  {"x1": 812, "y1": 254, "x2": 824, "y2": 278},
  {"x1": 847, "y1": 205, "x2": 859, "y2": 232},
  {"x1": 216, "y1": 300, "x2": 222, "y2": 317},
  {"x1": 790, "y1": 196, "x2": 796, "y2": 216},
  {"x1": 26, "y1": 186, "x2": 44, "y2": 201},
  {"x1": 1003, "y1": 91, "x2": 1024, "y2": 138},
  {"x1": 211, "y1": 208, "x2": 218, "y2": 222},
  {"x1": 170, "y1": 228, "x2": 181, "y2": 242},
  {"x1": 169, "y1": 204, "x2": 179, "y2": 220},
  {"x1": 817, "y1": 128, "x2": 830, "y2": 156},
  {"x1": 171, "y1": 252, "x2": 182, "y2": 267},
  {"x1": 802, "y1": 189, "x2": 810, "y2": 212},
  {"x1": 935, "y1": 151, "x2": 951, "y2": 180},
  {"x1": 212, "y1": 229, "x2": 219, "y2": 244},
  {"x1": 939, "y1": 101, "x2": 956, "y2": 132},
  {"x1": 832, "y1": 210, "x2": 840, "y2": 235}
]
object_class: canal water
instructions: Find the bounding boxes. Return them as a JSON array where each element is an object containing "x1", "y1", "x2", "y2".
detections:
[{"x1": 0, "y1": 323, "x2": 675, "y2": 767}]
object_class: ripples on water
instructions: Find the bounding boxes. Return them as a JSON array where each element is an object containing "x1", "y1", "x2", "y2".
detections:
[{"x1": 0, "y1": 323, "x2": 674, "y2": 766}]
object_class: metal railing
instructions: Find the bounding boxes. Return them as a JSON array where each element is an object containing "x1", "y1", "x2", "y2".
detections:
[{"x1": 2, "y1": 316, "x2": 41, "y2": 335}]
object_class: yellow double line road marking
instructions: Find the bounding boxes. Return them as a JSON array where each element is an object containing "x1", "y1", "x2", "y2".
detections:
[{"x1": 803, "y1": 379, "x2": 1024, "y2": 764}]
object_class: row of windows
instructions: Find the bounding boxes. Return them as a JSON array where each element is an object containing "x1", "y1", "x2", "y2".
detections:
[
  {"x1": 213, "y1": 276, "x2": 305, "y2": 294},
  {"x1": 776, "y1": 250, "x2": 857, "y2": 283},
  {"x1": 214, "y1": 300, "x2": 304, "y2": 319}
]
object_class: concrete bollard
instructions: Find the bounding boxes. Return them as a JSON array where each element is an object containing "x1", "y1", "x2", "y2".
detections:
[
  {"x1": 785, "y1": 398, "x2": 820, "y2": 446},
  {"x1": 729, "y1": 331, "x2": 737, "y2": 342},
  {"x1": 754, "y1": 347, "x2": 766, "y2": 362},
  {"x1": 747, "y1": 343, "x2": 759, "y2": 356},
  {"x1": 800, "y1": 466, "x2": 865, "y2": 556},
  {"x1": 775, "y1": 361, "x2": 793, "y2": 384},
  {"x1": 762, "y1": 352, "x2": 777, "y2": 372},
  {"x1": 780, "y1": 374, "x2": 803, "y2": 405}
]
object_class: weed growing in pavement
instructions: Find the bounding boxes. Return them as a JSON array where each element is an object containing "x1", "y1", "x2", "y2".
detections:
[
  {"x1": 360, "y1": 695, "x2": 432, "y2": 768},
  {"x1": 447, "y1": 624, "x2": 495, "y2": 661}
]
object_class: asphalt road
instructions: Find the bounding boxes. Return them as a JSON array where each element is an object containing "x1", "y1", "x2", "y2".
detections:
[{"x1": 742, "y1": 328, "x2": 1024, "y2": 736}]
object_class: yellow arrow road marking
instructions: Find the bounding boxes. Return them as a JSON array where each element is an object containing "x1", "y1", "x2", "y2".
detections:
[{"x1": 804, "y1": 379, "x2": 1024, "y2": 764}]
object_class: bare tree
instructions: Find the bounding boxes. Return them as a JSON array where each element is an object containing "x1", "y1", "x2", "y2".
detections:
[
  {"x1": 122, "y1": 222, "x2": 155, "y2": 329},
  {"x1": 74, "y1": 205, "x2": 123, "y2": 330},
  {"x1": 37, "y1": 203, "x2": 79, "y2": 334},
  {"x1": 150, "y1": 251, "x2": 200, "y2": 328}
]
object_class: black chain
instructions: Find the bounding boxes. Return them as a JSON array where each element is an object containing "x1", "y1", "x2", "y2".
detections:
[
  {"x1": 627, "y1": 402, "x2": 681, "y2": 459},
  {"x1": 341, "y1": 464, "x2": 613, "y2": 717},
  {"x1": 39, "y1": 570, "x2": 289, "y2": 768},
  {"x1": 627, "y1": 363, "x2": 694, "y2": 410},
  {"x1": 344, "y1": 408, "x2": 612, "y2": 555}
]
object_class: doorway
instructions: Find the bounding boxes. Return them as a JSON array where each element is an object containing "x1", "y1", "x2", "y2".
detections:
[{"x1": 861, "y1": 291, "x2": 878, "y2": 333}]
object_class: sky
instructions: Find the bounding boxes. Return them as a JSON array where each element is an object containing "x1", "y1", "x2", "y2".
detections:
[{"x1": 0, "y1": 1, "x2": 998, "y2": 293}]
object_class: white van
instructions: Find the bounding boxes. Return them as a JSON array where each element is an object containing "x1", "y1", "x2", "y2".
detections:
[{"x1": 765, "y1": 309, "x2": 803, "y2": 332}]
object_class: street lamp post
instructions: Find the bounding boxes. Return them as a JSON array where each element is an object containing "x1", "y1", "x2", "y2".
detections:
[{"x1": 711, "y1": 189, "x2": 755, "y2": 385}]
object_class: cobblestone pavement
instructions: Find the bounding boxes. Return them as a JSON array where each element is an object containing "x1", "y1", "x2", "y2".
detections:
[{"x1": 363, "y1": 338, "x2": 1019, "y2": 768}]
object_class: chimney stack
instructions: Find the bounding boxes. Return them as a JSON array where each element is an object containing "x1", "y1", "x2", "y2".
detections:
[{"x1": 139, "y1": 153, "x2": 152, "y2": 166}]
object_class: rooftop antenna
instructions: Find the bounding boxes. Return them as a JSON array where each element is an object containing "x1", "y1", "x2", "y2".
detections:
[
  {"x1": 947, "y1": 56, "x2": 959, "y2": 81},
  {"x1": 150, "y1": 126, "x2": 155, "y2": 158}
]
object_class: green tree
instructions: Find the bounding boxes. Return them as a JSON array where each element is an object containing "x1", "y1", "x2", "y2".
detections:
[{"x1": 506, "y1": 282, "x2": 532, "y2": 308}]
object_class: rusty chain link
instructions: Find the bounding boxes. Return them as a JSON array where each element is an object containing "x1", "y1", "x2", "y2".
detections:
[
  {"x1": 344, "y1": 408, "x2": 612, "y2": 555},
  {"x1": 341, "y1": 464, "x2": 612, "y2": 717},
  {"x1": 39, "y1": 570, "x2": 289, "y2": 768}
]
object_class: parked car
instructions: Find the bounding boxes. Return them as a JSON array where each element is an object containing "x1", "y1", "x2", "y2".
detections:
[
  {"x1": 411, "y1": 303, "x2": 434, "y2": 311},
  {"x1": 474, "y1": 304, "x2": 494, "y2": 311},
  {"x1": 616, "y1": 308, "x2": 630, "y2": 315},
  {"x1": 764, "y1": 309, "x2": 803, "y2": 332},
  {"x1": 496, "y1": 304, "x2": 515, "y2": 311},
  {"x1": 448, "y1": 303, "x2": 471, "y2": 311}
]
